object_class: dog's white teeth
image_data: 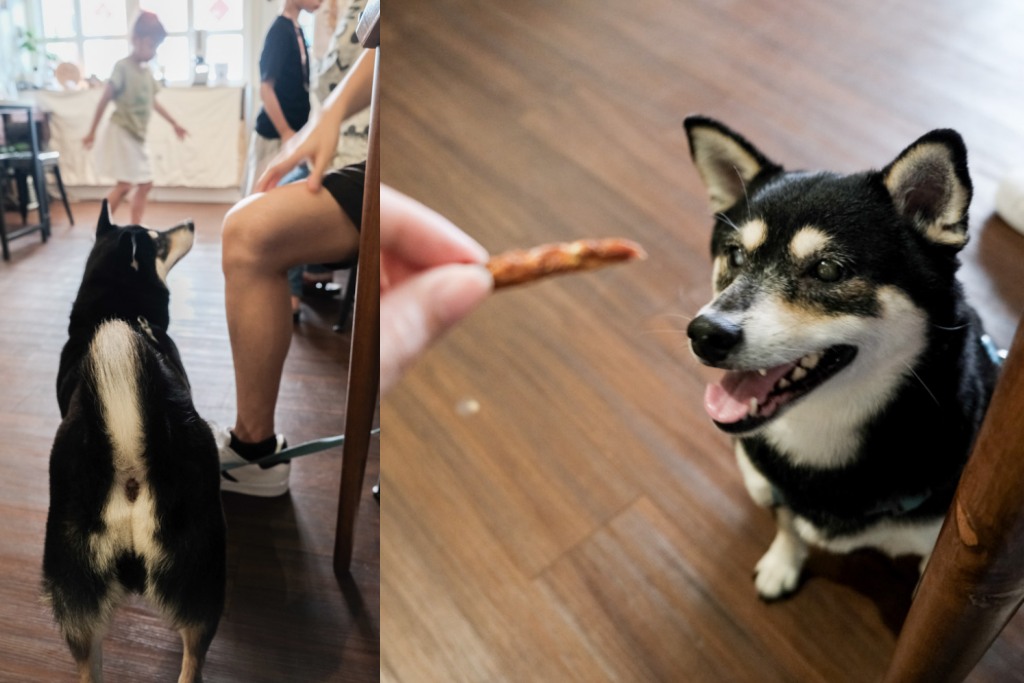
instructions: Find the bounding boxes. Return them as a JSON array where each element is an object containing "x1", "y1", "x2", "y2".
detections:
[
  {"x1": 777, "y1": 377, "x2": 791, "y2": 390},
  {"x1": 800, "y1": 353, "x2": 821, "y2": 370},
  {"x1": 757, "y1": 368, "x2": 768, "y2": 377},
  {"x1": 749, "y1": 397, "x2": 759, "y2": 415},
  {"x1": 791, "y1": 366, "x2": 807, "y2": 382}
]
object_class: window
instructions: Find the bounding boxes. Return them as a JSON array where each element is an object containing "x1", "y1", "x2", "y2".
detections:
[{"x1": 34, "y1": 0, "x2": 244, "y2": 85}]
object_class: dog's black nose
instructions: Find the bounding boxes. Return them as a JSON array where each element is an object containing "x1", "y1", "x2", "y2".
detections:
[{"x1": 687, "y1": 313, "x2": 743, "y2": 364}]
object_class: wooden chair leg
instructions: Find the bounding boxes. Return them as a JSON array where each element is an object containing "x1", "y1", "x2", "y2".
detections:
[
  {"x1": 52, "y1": 164, "x2": 73, "y2": 225},
  {"x1": 883, "y1": 321, "x2": 1024, "y2": 682},
  {"x1": 333, "y1": 46, "x2": 380, "y2": 576},
  {"x1": 14, "y1": 170, "x2": 28, "y2": 225},
  {"x1": 0, "y1": 185, "x2": 9, "y2": 261},
  {"x1": 32, "y1": 159, "x2": 49, "y2": 240}
]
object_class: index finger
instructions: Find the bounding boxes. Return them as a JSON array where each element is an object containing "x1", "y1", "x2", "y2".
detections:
[
  {"x1": 381, "y1": 185, "x2": 488, "y2": 268},
  {"x1": 255, "y1": 158, "x2": 292, "y2": 193}
]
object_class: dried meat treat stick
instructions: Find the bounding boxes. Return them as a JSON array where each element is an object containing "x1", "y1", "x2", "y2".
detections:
[{"x1": 487, "y1": 238, "x2": 647, "y2": 289}]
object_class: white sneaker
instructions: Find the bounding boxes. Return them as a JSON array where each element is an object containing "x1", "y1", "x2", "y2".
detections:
[{"x1": 214, "y1": 427, "x2": 291, "y2": 497}]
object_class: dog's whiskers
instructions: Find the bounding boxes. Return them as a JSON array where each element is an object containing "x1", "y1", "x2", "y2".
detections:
[
  {"x1": 637, "y1": 328, "x2": 691, "y2": 341},
  {"x1": 658, "y1": 312, "x2": 696, "y2": 324},
  {"x1": 931, "y1": 322, "x2": 969, "y2": 331},
  {"x1": 638, "y1": 313, "x2": 695, "y2": 340},
  {"x1": 733, "y1": 164, "x2": 753, "y2": 220},
  {"x1": 715, "y1": 212, "x2": 742, "y2": 233},
  {"x1": 904, "y1": 362, "x2": 941, "y2": 407}
]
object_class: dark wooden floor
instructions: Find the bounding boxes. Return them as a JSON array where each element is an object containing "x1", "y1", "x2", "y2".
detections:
[
  {"x1": 0, "y1": 200, "x2": 379, "y2": 681},
  {"x1": 382, "y1": 1, "x2": 1024, "y2": 681}
]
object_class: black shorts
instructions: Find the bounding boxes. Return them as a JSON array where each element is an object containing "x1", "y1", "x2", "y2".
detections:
[
  {"x1": 322, "y1": 161, "x2": 365, "y2": 231},
  {"x1": 320, "y1": 161, "x2": 365, "y2": 269}
]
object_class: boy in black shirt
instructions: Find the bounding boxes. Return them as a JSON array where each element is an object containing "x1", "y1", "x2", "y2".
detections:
[{"x1": 243, "y1": 0, "x2": 322, "y2": 195}]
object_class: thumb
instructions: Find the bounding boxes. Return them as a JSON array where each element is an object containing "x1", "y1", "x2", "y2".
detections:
[
  {"x1": 307, "y1": 155, "x2": 330, "y2": 192},
  {"x1": 380, "y1": 264, "x2": 493, "y2": 394}
]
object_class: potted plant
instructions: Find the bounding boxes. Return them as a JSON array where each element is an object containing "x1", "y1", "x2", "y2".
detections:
[{"x1": 17, "y1": 28, "x2": 57, "y2": 89}]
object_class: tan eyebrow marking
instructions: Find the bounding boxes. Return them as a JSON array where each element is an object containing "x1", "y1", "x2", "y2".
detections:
[
  {"x1": 789, "y1": 226, "x2": 830, "y2": 260},
  {"x1": 739, "y1": 219, "x2": 768, "y2": 252}
]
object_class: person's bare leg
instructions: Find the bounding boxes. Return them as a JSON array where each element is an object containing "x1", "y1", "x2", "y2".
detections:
[
  {"x1": 130, "y1": 181, "x2": 153, "y2": 224},
  {"x1": 106, "y1": 181, "x2": 132, "y2": 218},
  {"x1": 221, "y1": 182, "x2": 359, "y2": 444}
]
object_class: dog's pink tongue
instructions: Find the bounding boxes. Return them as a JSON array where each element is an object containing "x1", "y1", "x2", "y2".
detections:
[{"x1": 704, "y1": 364, "x2": 792, "y2": 424}]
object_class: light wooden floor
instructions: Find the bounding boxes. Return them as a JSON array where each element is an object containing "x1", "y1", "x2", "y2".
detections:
[
  {"x1": 0, "y1": 200, "x2": 379, "y2": 681},
  {"x1": 382, "y1": 1, "x2": 1024, "y2": 681}
]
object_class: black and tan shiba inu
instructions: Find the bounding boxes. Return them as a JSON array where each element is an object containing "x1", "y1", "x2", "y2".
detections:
[
  {"x1": 683, "y1": 116, "x2": 999, "y2": 600},
  {"x1": 43, "y1": 202, "x2": 225, "y2": 682}
]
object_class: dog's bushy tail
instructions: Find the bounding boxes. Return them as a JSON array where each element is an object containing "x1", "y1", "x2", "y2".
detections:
[{"x1": 86, "y1": 320, "x2": 144, "y2": 464}]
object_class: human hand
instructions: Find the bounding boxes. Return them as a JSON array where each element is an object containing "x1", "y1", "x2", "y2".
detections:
[
  {"x1": 82, "y1": 132, "x2": 95, "y2": 150},
  {"x1": 254, "y1": 115, "x2": 339, "y2": 193},
  {"x1": 381, "y1": 185, "x2": 493, "y2": 394},
  {"x1": 173, "y1": 123, "x2": 188, "y2": 140}
]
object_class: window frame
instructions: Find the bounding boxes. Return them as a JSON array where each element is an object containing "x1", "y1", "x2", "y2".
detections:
[{"x1": 31, "y1": 0, "x2": 246, "y2": 86}]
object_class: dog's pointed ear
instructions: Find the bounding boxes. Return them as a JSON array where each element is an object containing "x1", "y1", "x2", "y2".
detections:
[
  {"x1": 684, "y1": 115, "x2": 782, "y2": 214},
  {"x1": 96, "y1": 199, "x2": 115, "y2": 238},
  {"x1": 882, "y1": 129, "x2": 972, "y2": 249}
]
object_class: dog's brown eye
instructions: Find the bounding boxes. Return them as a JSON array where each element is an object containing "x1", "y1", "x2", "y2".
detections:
[
  {"x1": 814, "y1": 259, "x2": 844, "y2": 282},
  {"x1": 727, "y1": 246, "x2": 746, "y2": 269}
]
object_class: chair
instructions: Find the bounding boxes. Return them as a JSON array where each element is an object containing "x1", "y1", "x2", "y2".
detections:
[
  {"x1": 882, "y1": 321, "x2": 1024, "y2": 681},
  {"x1": 333, "y1": 0, "x2": 379, "y2": 576},
  {"x1": 2, "y1": 109, "x2": 73, "y2": 226},
  {"x1": 0, "y1": 103, "x2": 50, "y2": 261},
  {"x1": 11, "y1": 151, "x2": 74, "y2": 226},
  {"x1": 291, "y1": 262, "x2": 355, "y2": 331},
  {"x1": 291, "y1": 263, "x2": 356, "y2": 332}
]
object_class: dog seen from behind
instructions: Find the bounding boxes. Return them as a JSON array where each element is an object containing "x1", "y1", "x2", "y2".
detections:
[
  {"x1": 43, "y1": 202, "x2": 225, "y2": 682},
  {"x1": 683, "y1": 116, "x2": 999, "y2": 600}
]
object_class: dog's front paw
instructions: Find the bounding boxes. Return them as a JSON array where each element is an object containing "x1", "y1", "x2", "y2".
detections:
[{"x1": 754, "y1": 536, "x2": 807, "y2": 601}]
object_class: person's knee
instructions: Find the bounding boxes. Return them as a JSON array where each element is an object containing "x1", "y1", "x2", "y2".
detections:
[
  {"x1": 221, "y1": 199, "x2": 276, "y2": 273},
  {"x1": 221, "y1": 203, "x2": 250, "y2": 273}
]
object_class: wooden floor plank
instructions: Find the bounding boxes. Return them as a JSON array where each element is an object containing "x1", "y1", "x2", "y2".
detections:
[{"x1": 382, "y1": 397, "x2": 611, "y2": 682}]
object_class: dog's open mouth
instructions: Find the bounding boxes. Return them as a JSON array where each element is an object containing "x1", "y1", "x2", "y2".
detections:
[{"x1": 703, "y1": 345, "x2": 858, "y2": 434}]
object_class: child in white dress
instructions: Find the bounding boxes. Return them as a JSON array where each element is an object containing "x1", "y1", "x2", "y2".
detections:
[{"x1": 83, "y1": 11, "x2": 187, "y2": 224}]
